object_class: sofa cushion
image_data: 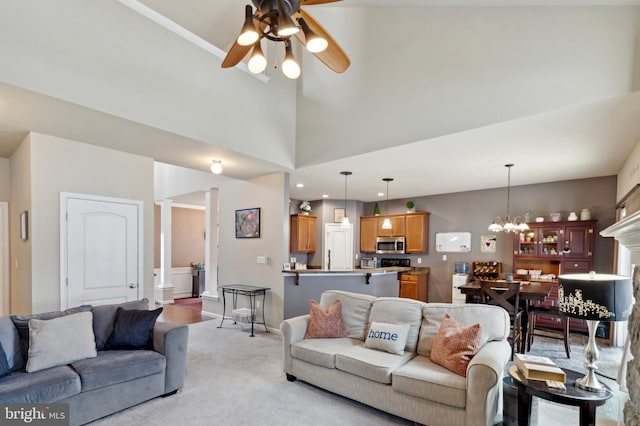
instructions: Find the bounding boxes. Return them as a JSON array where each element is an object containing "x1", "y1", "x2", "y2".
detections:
[
  {"x1": 0, "y1": 342, "x2": 10, "y2": 378},
  {"x1": 0, "y1": 317, "x2": 21, "y2": 371},
  {"x1": 304, "y1": 300, "x2": 347, "y2": 339},
  {"x1": 291, "y1": 338, "x2": 360, "y2": 369},
  {"x1": 104, "y1": 307, "x2": 162, "y2": 350},
  {"x1": 0, "y1": 365, "x2": 81, "y2": 403},
  {"x1": 335, "y1": 346, "x2": 415, "y2": 384},
  {"x1": 10, "y1": 305, "x2": 92, "y2": 371},
  {"x1": 71, "y1": 349, "x2": 166, "y2": 392},
  {"x1": 92, "y1": 298, "x2": 150, "y2": 350},
  {"x1": 429, "y1": 313, "x2": 481, "y2": 377},
  {"x1": 364, "y1": 322, "x2": 410, "y2": 355},
  {"x1": 392, "y1": 355, "x2": 467, "y2": 408},
  {"x1": 418, "y1": 303, "x2": 509, "y2": 357},
  {"x1": 26, "y1": 312, "x2": 97, "y2": 373},
  {"x1": 368, "y1": 298, "x2": 424, "y2": 353},
  {"x1": 319, "y1": 291, "x2": 376, "y2": 341}
]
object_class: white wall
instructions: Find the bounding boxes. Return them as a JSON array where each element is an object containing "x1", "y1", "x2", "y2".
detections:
[
  {"x1": 616, "y1": 139, "x2": 640, "y2": 202},
  {"x1": 206, "y1": 172, "x2": 289, "y2": 329},
  {"x1": 26, "y1": 133, "x2": 154, "y2": 314},
  {"x1": 0, "y1": 158, "x2": 9, "y2": 201},
  {"x1": 154, "y1": 162, "x2": 227, "y2": 201},
  {"x1": 297, "y1": 7, "x2": 640, "y2": 166}
]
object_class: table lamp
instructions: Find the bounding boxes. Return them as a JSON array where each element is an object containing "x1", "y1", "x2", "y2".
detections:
[{"x1": 558, "y1": 272, "x2": 633, "y2": 393}]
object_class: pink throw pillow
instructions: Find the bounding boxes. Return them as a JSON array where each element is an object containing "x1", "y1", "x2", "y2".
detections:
[
  {"x1": 429, "y1": 313, "x2": 481, "y2": 377},
  {"x1": 304, "y1": 299, "x2": 347, "y2": 339}
]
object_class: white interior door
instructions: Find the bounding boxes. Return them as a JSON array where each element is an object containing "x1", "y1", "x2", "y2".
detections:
[
  {"x1": 61, "y1": 194, "x2": 142, "y2": 308},
  {"x1": 324, "y1": 223, "x2": 354, "y2": 270}
]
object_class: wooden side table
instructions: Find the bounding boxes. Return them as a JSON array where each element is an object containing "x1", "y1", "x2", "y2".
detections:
[{"x1": 508, "y1": 365, "x2": 613, "y2": 426}]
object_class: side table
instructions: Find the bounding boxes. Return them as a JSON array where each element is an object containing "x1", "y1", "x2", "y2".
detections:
[
  {"x1": 217, "y1": 284, "x2": 269, "y2": 337},
  {"x1": 508, "y1": 365, "x2": 613, "y2": 426}
]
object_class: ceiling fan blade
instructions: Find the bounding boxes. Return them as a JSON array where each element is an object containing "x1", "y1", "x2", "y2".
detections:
[
  {"x1": 300, "y1": 0, "x2": 343, "y2": 5},
  {"x1": 221, "y1": 11, "x2": 267, "y2": 69},
  {"x1": 294, "y1": 9, "x2": 350, "y2": 73}
]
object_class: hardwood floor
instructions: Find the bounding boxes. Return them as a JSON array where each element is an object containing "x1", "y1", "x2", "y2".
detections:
[{"x1": 157, "y1": 298, "x2": 215, "y2": 325}]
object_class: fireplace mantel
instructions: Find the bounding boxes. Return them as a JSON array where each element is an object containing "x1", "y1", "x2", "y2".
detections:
[{"x1": 600, "y1": 209, "x2": 640, "y2": 250}]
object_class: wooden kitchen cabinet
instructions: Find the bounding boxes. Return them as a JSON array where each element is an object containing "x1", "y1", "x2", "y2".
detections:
[
  {"x1": 405, "y1": 212, "x2": 429, "y2": 253},
  {"x1": 377, "y1": 214, "x2": 405, "y2": 237},
  {"x1": 399, "y1": 273, "x2": 428, "y2": 302},
  {"x1": 290, "y1": 214, "x2": 316, "y2": 253},
  {"x1": 360, "y1": 216, "x2": 377, "y2": 253}
]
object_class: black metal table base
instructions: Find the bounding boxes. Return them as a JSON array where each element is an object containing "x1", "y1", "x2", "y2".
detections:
[{"x1": 217, "y1": 284, "x2": 270, "y2": 337}]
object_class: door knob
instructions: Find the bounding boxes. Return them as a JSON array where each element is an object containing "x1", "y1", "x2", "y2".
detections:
[{"x1": 129, "y1": 283, "x2": 137, "y2": 288}]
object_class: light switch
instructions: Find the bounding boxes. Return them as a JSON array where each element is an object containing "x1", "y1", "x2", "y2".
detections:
[
  {"x1": 257, "y1": 256, "x2": 269, "y2": 264},
  {"x1": 442, "y1": 255, "x2": 447, "y2": 261}
]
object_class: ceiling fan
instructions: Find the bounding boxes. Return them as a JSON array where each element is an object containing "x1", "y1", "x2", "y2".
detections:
[{"x1": 221, "y1": 0, "x2": 350, "y2": 79}]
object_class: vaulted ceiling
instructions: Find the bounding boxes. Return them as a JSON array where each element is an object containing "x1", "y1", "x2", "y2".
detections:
[{"x1": 1, "y1": 0, "x2": 639, "y2": 202}]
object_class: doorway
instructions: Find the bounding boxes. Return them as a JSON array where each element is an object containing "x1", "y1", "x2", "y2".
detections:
[
  {"x1": 60, "y1": 193, "x2": 143, "y2": 309},
  {"x1": 323, "y1": 223, "x2": 354, "y2": 270}
]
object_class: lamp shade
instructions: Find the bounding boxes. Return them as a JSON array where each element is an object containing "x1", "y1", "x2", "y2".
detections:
[{"x1": 558, "y1": 273, "x2": 633, "y2": 321}]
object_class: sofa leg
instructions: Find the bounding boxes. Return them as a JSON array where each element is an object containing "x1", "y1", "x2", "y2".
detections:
[
  {"x1": 286, "y1": 373, "x2": 297, "y2": 382},
  {"x1": 162, "y1": 389, "x2": 179, "y2": 397}
]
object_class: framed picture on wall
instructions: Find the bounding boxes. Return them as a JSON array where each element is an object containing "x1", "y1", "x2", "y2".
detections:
[
  {"x1": 235, "y1": 208, "x2": 260, "y2": 238},
  {"x1": 480, "y1": 234, "x2": 497, "y2": 253},
  {"x1": 20, "y1": 211, "x2": 28, "y2": 241},
  {"x1": 334, "y1": 208, "x2": 345, "y2": 223}
]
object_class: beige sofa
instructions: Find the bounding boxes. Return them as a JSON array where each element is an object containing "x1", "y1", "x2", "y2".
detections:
[{"x1": 280, "y1": 290, "x2": 511, "y2": 426}]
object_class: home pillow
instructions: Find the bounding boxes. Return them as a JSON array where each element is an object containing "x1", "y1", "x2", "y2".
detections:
[
  {"x1": 103, "y1": 307, "x2": 163, "y2": 350},
  {"x1": 26, "y1": 311, "x2": 97, "y2": 373},
  {"x1": 304, "y1": 299, "x2": 347, "y2": 339},
  {"x1": 429, "y1": 313, "x2": 482, "y2": 377},
  {"x1": 364, "y1": 322, "x2": 410, "y2": 355},
  {"x1": 0, "y1": 342, "x2": 10, "y2": 378},
  {"x1": 10, "y1": 305, "x2": 92, "y2": 370}
]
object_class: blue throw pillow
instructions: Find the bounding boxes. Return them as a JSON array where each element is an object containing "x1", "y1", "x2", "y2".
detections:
[
  {"x1": 103, "y1": 307, "x2": 163, "y2": 350},
  {"x1": 0, "y1": 342, "x2": 11, "y2": 379}
]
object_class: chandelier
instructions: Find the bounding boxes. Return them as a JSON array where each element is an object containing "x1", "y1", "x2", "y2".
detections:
[
  {"x1": 222, "y1": 1, "x2": 350, "y2": 80},
  {"x1": 488, "y1": 164, "x2": 529, "y2": 233}
]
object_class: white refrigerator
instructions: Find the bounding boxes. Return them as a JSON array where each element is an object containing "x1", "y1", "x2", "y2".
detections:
[{"x1": 451, "y1": 274, "x2": 469, "y2": 304}]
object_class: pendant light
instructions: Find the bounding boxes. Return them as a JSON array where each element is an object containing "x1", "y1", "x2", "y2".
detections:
[
  {"x1": 340, "y1": 171, "x2": 352, "y2": 228},
  {"x1": 488, "y1": 164, "x2": 529, "y2": 233},
  {"x1": 382, "y1": 178, "x2": 394, "y2": 230}
]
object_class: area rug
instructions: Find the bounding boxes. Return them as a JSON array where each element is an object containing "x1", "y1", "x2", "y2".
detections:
[{"x1": 92, "y1": 320, "x2": 627, "y2": 426}]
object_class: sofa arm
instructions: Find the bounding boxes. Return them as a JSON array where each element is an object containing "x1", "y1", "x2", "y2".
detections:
[
  {"x1": 153, "y1": 321, "x2": 189, "y2": 394},
  {"x1": 279, "y1": 315, "x2": 310, "y2": 372},
  {"x1": 465, "y1": 340, "x2": 511, "y2": 426}
]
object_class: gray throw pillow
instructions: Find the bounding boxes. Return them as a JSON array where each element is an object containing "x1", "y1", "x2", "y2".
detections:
[
  {"x1": 26, "y1": 311, "x2": 97, "y2": 373},
  {"x1": 103, "y1": 307, "x2": 162, "y2": 350},
  {"x1": 91, "y1": 298, "x2": 149, "y2": 350},
  {"x1": 0, "y1": 342, "x2": 10, "y2": 378},
  {"x1": 10, "y1": 305, "x2": 92, "y2": 370}
]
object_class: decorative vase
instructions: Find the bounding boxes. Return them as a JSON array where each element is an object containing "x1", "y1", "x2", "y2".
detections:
[
  {"x1": 580, "y1": 209, "x2": 591, "y2": 220},
  {"x1": 568, "y1": 212, "x2": 578, "y2": 221}
]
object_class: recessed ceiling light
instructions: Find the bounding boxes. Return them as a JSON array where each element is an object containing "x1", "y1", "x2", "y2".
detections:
[
  {"x1": 296, "y1": 183, "x2": 304, "y2": 188},
  {"x1": 322, "y1": 194, "x2": 329, "y2": 198},
  {"x1": 378, "y1": 192, "x2": 384, "y2": 197}
]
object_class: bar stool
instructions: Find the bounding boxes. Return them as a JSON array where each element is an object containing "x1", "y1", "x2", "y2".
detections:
[
  {"x1": 480, "y1": 281, "x2": 523, "y2": 360},
  {"x1": 527, "y1": 305, "x2": 571, "y2": 358}
]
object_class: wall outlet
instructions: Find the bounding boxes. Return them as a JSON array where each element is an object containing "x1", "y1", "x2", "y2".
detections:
[
  {"x1": 417, "y1": 258, "x2": 422, "y2": 264},
  {"x1": 257, "y1": 256, "x2": 269, "y2": 264},
  {"x1": 442, "y1": 254, "x2": 447, "y2": 261}
]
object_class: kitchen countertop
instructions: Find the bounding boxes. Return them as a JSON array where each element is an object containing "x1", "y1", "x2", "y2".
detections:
[{"x1": 283, "y1": 266, "x2": 411, "y2": 274}]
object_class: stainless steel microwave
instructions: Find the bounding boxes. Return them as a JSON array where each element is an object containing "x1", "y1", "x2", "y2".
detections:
[{"x1": 376, "y1": 237, "x2": 405, "y2": 254}]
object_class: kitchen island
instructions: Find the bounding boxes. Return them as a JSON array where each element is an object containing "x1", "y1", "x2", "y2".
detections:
[{"x1": 283, "y1": 267, "x2": 410, "y2": 319}]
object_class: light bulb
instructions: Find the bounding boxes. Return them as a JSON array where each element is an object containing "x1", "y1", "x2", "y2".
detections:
[
  {"x1": 306, "y1": 37, "x2": 328, "y2": 53},
  {"x1": 237, "y1": 5, "x2": 259, "y2": 46},
  {"x1": 282, "y1": 44, "x2": 300, "y2": 79},
  {"x1": 248, "y1": 43, "x2": 267, "y2": 74},
  {"x1": 210, "y1": 161, "x2": 223, "y2": 175}
]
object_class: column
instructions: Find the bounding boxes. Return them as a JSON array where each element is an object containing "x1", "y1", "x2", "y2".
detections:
[
  {"x1": 155, "y1": 199, "x2": 174, "y2": 304},
  {"x1": 202, "y1": 189, "x2": 219, "y2": 300}
]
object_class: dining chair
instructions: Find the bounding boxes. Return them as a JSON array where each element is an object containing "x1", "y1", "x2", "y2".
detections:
[
  {"x1": 480, "y1": 281, "x2": 523, "y2": 360},
  {"x1": 526, "y1": 304, "x2": 571, "y2": 358}
]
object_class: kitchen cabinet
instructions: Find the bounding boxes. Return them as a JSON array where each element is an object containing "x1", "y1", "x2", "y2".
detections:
[
  {"x1": 360, "y1": 216, "x2": 377, "y2": 253},
  {"x1": 405, "y1": 212, "x2": 429, "y2": 253},
  {"x1": 290, "y1": 214, "x2": 316, "y2": 253},
  {"x1": 399, "y1": 273, "x2": 428, "y2": 302},
  {"x1": 377, "y1": 215, "x2": 405, "y2": 237},
  {"x1": 515, "y1": 225, "x2": 563, "y2": 257}
]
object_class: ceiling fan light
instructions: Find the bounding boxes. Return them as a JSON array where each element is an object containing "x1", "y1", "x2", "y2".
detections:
[
  {"x1": 237, "y1": 5, "x2": 259, "y2": 46},
  {"x1": 299, "y1": 17, "x2": 328, "y2": 53},
  {"x1": 282, "y1": 43, "x2": 300, "y2": 79},
  {"x1": 276, "y1": 0, "x2": 299, "y2": 37},
  {"x1": 210, "y1": 160, "x2": 223, "y2": 175},
  {"x1": 248, "y1": 42, "x2": 267, "y2": 74}
]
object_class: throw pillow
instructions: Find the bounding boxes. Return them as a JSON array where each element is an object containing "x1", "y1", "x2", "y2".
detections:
[
  {"x1": 26, "y1": 311, "x2": 97, "y2": 373},
  {"x1": 429, "y1": 313, "x2": 482, "y2": 377},
  {"x1": 10, "y1": 305, "x2": 92, "y2": 370},
  {"x1": 92, "y1": 298, "x2": 150, "y2": 350},
  {"x1": 364, "y1": 322, "x2": 410, "y2": 355},
  {"x1": 304, "y1": 299, "x2": 347, "y2": 339},
  {"x1": 0, "y1": 342, "x2": 10, "y2": 378},
  {"x1": 103, "y1": 307, "x2": 163, "y2": 350}
]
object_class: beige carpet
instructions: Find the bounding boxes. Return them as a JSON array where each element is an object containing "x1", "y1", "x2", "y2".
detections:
[{"x1": 91, "y1": 320, "x2": 627, "y2": 425}]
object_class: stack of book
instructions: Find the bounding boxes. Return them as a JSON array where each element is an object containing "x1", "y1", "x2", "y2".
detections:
[{"x1": 515, "y1": 354, "x2": 566, "y2": 382}]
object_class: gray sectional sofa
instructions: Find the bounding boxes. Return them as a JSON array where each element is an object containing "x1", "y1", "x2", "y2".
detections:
[
  {"x1": 0, "y1": 299, "x2": 189, "y2": 426},
  {"x1": 281, "y1": 290, "x2": 511, "y2": 426}
]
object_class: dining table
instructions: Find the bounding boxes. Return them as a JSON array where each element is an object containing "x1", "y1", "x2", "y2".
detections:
[{"x1": 457, "y1": 280, "x2": 553, "y2": 353}]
